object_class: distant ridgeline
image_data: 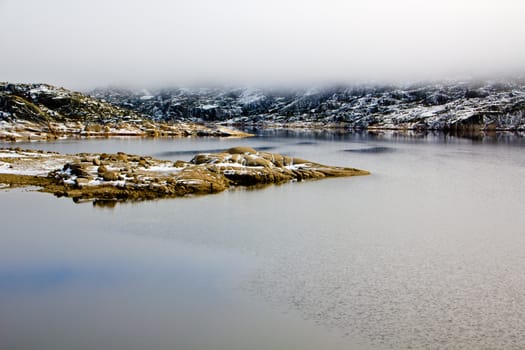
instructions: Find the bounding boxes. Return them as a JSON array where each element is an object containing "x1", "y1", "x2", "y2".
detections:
[
  {"x1": 91, "y1": 80, "x2": 525, "y2": 132},
  {"x1": 0, "y1": 82, "x2": 144, "y2": 124},
  {"x1": 1, "y1": 81, "x2": 525, "y2": 132}
]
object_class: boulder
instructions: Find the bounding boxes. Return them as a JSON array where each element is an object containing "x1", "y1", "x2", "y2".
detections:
[
  {"x1": 75, "y1": 177, "x2": 90, "y2": 187},
  {"x1": 227, "y1": 146, "x2": 257, "y2": 154},
  {"x1": 102, "y1": 171, "x2": 119, "y2": 181},
  {"x1": 116, "y1": 152, "x2": 128, "y2": 162},
  {"x1": 64, "y1": 163, "x2": 90, "y2": 177},
  {"x1": 244, "y1": 155, "x2": 272, "y2": 167},
  {"x1": 97, "y1": 165, "x2": 107, "y2": 175}
]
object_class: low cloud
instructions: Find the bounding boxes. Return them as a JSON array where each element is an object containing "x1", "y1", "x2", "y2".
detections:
[{"x1": 1, "y1": 0, "x2": 524, "y2": 89}]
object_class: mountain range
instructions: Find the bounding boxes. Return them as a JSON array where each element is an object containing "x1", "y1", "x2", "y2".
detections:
[
  {"x1": 91, "y1": 80, "x2": 525, "y2": 132},
  {"x1": 2, "y1": 80, "x2": 525, "y2": 135}
]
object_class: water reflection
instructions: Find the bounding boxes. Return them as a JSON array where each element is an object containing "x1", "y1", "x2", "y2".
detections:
[
  {"x1": 291, "y1": 141, "x2": 318, "y2": 145},
  {"x1": 92, "y1": 199, "x2": 118, "y2": 208},
  {"x1": 342, "y1": 146, "x2": 393, "y2": 154}
]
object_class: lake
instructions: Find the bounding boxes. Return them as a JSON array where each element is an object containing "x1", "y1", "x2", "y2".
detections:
[{"x1": 1, "y1": 130, "x2": 525, "y2": 350}]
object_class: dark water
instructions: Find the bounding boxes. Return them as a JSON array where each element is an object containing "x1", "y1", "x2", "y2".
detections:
[{"x1": 1, "y1": 131, "x2": 525, "y2": 349}]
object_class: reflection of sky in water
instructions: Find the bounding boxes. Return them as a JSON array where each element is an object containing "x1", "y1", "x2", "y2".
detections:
[
  {"x1": 0, "y1": 264, "x2": 90, "y2": 292},
  {"x1": 0, "y1": 260, "x2": 231, "y2": 294},
  {"x1": 0, "y1": 195, "x2": 353, "y2": 350}
]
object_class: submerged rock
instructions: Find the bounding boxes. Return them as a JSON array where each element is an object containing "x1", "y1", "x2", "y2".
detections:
[{"x1": 0, "y1": 147, "x2": 369, "y2": 203}]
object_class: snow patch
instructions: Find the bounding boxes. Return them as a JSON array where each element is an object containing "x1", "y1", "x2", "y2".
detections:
[
  {"x1": 146, "y1": 164, "x2": 181, "y2": 173},
  {"x1": 285, "y1": 163, "x2": 309, "y2": 170},
  {"x1": 200, "y1": 104, "x2": 218, "y2": 110}
]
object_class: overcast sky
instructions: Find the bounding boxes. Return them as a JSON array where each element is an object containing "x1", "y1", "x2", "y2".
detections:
[{"x1": 1, "y1": 0, "x2": 525, "y2": 89}]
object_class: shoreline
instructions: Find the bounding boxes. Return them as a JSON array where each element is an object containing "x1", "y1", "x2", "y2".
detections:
[
  {"x1": 2, "y1": 121, "x2": 524, "y2": 144},
  {"x1": 0, "y1": 120, "x2": 252, "y2": 142},
  {"x1": 221, "y1": 121, "x2": 525, "y2": 136}
]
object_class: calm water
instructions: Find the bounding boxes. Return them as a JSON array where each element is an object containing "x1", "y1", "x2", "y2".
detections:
[{"x1": 1, "y1": 131, "x2": 525, "y2": 350}]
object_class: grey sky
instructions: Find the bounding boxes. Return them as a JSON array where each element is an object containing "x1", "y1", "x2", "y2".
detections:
[{"x1": 1, "y1": 0, "x2": 525, "y2": 89}]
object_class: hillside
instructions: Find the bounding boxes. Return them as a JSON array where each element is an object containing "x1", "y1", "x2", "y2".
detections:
[
  {"x1": 92, "y1": 80, "x2": 525, "y2": 132},
  {"x1": 0, "y1": 83, "x2": 249, "y2": 141}
]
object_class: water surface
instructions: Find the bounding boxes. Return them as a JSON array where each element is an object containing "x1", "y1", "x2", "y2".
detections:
[{"x1": 1, "y1": 131, "x2": 525, "y2": 349}]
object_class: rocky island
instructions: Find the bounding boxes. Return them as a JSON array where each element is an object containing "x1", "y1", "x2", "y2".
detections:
[{"x1": 0, "y1": 147, "x2": 369, "y2": 203}]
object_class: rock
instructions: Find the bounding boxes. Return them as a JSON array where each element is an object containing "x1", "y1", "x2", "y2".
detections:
[
  {"x1": 227, "y1": 146, "x2": 257, "y2": 154},
  {"x1": 116, "y1": 152, "x2": 128, "y2": 162},
  {"x1": 244, "y1": 155, "x2": 272, "y2": 167},
  {"x1": 138, "y1": 159, "x2": 148, "y2": 168},
  {"x1": 92, "y1": 158, "x2": 101, "y2": 166},
  {"x1": 174, "y1": 160, "x2": 187, "y2": 168},
  {"x1": 64, "y1": 163, "x2": 91, "y2": 177},
  {"x1": 191, "y1": 154, "x2": 213, "y2": 164},
  {"x1": 75, "y1": 177, "x2": 90, "y2": 187},
  {"x1": 97, "y1": 165, "x2": 107, "y2": 175},
  {"x1": 102, "y1": 171, "x2": 119, "y2": 181}
]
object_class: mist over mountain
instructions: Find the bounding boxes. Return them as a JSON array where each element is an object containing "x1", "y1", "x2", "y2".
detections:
[
  {"x1": 2, "y1": 1, "x2": 525, "y2": 89},
  {"x1": 91, "y1": 79, "x2": 525, "y2": 132}
]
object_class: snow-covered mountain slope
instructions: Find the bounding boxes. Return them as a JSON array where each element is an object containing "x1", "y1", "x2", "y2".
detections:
[
  {"x1": 1, "y1": 82, "x2": 144, "y2": 124},
  {"x1": 0, "y1": 83, "x2": 249, "y2": 141},
  {"x1": 91, "y1": 80, "x2": 525, "y2": 131}
]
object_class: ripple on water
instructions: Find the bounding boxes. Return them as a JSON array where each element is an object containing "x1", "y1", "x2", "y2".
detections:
[{"x1": 248, "y1": 226, "x2": 525, "y2": 350}]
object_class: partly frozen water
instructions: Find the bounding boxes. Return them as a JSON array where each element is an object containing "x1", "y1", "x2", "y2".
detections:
[{"x1": 1, "y1": 131, "x2": 525, "y2": 349}]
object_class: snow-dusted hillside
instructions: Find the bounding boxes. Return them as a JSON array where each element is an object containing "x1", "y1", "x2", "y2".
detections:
[
  {"x1": 0, "y1": 83, "x2": 249, "y2": 141},
  {"x1": 92, "y1": 80, "x2": 525, "y2": 131},
  {"x1": 1, "y1": 83, "x2": 144, "y2": 123}
]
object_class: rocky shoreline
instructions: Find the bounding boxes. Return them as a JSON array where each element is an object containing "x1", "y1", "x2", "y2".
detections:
[
  {"x1": 0, "y1": 147, "x2": 369, "y2": 203},
  {"x1": 0, "y1": 120, "x2": 251, "y2": 142}
]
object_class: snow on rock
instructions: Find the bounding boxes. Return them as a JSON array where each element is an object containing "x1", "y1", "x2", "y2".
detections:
[{"x1": 0, "y1": 147, "x2": 369, "y2": 203}]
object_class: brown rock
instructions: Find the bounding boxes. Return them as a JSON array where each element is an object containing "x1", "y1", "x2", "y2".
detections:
[
  {"x1": 227, "y1": 146, "x2": 257, "y2": 154},
  {"x1": 64, "y1": 163, "x2": 91, "y2": 177},
  {"x1": 102, "y1": 171, "x2": 119, "y2": 181},
  {"x1": 117, "y1": 152, "x2": 128, "y2": 162},
  {"x1": 138, "y1": 159, "x2": 148, "y2": 168},
  {"x1": 75, "y1": 177, "x2": 90, "y2": 187},
  {"x1": 244, "y1": 155, "x2": 272, "y2": 167},
  {"x1": 174, "y1": 160, "x2": 187, "y2": 168},
  {"x1": 97, "y1": 165, "x2": 107, "y2": 175}
]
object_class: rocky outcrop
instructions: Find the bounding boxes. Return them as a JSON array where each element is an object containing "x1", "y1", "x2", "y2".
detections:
[
  {"x1": 190, "y1": 146, "x2": 364, "y2": 186},
  {"x1": 0, "y1": 147, "x2": 369, "y2": 203},
  {"x1": 0, "y1": 83, "x2": 251, "y2": 141},
  {"x1": 91, "y1": 80, "x2": 525, "y2": 132}
]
